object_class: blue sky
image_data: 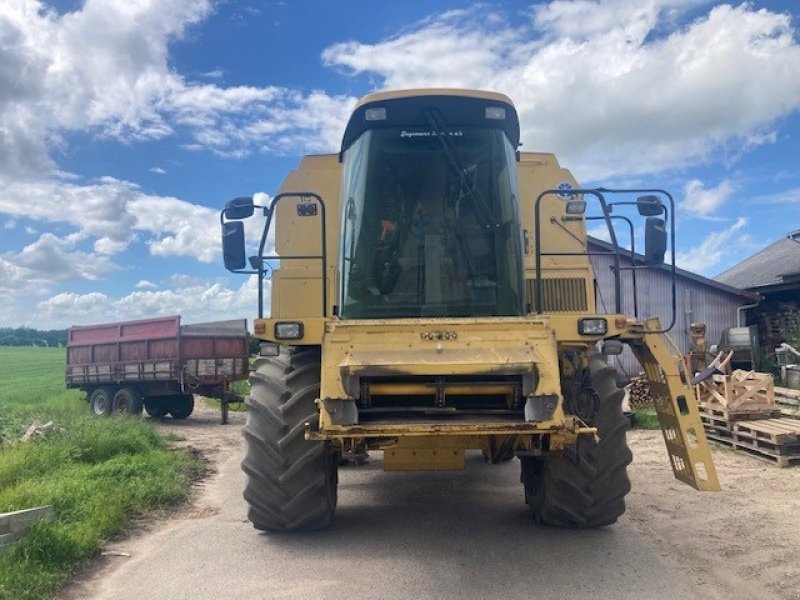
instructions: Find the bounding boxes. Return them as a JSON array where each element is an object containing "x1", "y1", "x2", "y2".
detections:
[{"x1": 1, "y1": 0, "x2": 799, "y2": 328}]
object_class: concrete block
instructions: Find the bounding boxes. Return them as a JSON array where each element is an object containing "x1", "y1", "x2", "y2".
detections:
[{"x1": 0, "y1": 506, "x2": 55, "y2": 555}]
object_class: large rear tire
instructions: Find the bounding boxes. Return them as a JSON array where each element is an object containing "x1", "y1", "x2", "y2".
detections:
[
  {"x1": 522, "y1": 355, "x2": 632, "y2": 528},
  {"x1": 241, "y1": 347, "x2": 337, "y2": 532}
]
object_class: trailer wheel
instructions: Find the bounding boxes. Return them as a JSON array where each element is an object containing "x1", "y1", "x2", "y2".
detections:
[
  {"x1": 113, "y1": 387, "x2": 144, "y2": 416},
  {"x1": 168, "y1": 394, "x2": 194, "y2": 420},
  {"x1": 144, "y1": 398, "x2": 169, "y2": 419},
  {"x1": 521, "y1": 355, "x2": 632, "y2": 528},
  {"x1": 89, "y1": 387, "x2": 114, "y2": 417},
  {"x1": 241, "y1": 347, "x2": 338, "y2": 532}
]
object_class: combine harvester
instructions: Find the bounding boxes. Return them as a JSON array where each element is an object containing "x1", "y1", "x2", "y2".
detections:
[{"x1": 221, "y1": 89, "x2": 719, "y2": 530}]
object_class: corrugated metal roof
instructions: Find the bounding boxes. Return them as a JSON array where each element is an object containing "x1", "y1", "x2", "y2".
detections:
[{"x1": 715, "y1": 230, "x2": 800, "y2": 290}]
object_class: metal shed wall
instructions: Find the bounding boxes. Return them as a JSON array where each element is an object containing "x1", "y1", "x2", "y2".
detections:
[{"x1": 588, "y1": 242, "x2": 754, "y2": 378}]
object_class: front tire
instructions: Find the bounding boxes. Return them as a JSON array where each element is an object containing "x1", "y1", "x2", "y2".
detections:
[
  {"x1": 241, "y1": 347, "x2": 338, "y2": 532},
  {"x1": 522, "y1": 355, "x2": 632, "y2": 528}
]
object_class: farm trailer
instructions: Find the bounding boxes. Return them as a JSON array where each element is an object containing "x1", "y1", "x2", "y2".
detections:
[{"x1": 66, "y1": 316, "x2": 249, "y2": 423}]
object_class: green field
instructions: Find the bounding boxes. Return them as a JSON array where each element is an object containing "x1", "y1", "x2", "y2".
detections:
[
  {"x1": 0, "y1": 347, "x2": 195, "y2": 600},
  {"x1": 0, "y1": 347, "x2": 83, "y2": 442}
]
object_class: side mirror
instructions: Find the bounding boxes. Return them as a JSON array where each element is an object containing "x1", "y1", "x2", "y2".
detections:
[
  {"x1": 644, "y1": 217, "x2": 667, "y2": 265},
  {"x1": 222, "y1": 221, "x2": 246, "y2": 270},
  {"x1": 636, "y1": 194, "x2": 663, "y2": 216},
  {"x1": 224, "y1": 196, "x2": 254, "y2": 220}
]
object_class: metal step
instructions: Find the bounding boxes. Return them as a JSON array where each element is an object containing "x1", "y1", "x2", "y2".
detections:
[{"x1": 629, "y1": 328, "x2": 720, "y2": 491}]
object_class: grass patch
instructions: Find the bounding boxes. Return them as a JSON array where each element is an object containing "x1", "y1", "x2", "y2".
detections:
[
  {"x1": 0, "y1": 347, "x2": 198, "y2": 600},
  {"x1": 632, "y1": 405, "x2": 661, "y2": 430}
]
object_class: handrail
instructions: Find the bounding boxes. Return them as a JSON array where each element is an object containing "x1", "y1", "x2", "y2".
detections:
[
  {"x1": 251, "y1": 192, "x2": 328, "y2": 319},
  {"x1": 533, "y1": 187, "x2": 676, "y2": 334}
]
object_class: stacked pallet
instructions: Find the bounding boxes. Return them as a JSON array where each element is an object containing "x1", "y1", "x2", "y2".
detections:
[
  {"x1": 697, "y1": 370, "x2": 800, "y2": 466},
  {"x1": 701, "y1": 414, "x2": 800, "y2": 467},
  {"x1": 776, "y1": 386, "x2": 800, "y2": 419}
]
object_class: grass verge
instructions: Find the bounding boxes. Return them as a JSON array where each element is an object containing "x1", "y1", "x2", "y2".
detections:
[
  {"x1": 0, "y1": 347, "x2": 199, "y2": 600},
  {"x1": 632, "y1": 405, "x2": 661, "y2": 430}
]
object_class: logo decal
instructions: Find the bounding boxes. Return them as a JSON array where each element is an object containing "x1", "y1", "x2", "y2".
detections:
[{"x1": 557, "y1": 181, "x2": 574, "y2": 200}]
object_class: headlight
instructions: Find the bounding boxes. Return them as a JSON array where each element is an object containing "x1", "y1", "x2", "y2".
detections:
[
  {"x1": 274, "y1": 322, "x2": 304, "y2": 340},
  {"x1": 578, "y1": 318, "x2": 607, "y2": 336}
]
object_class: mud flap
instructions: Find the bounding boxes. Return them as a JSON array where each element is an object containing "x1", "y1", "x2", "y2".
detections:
[{"x1": 628, "y1": 324, "x2": 720, "y2": 491}]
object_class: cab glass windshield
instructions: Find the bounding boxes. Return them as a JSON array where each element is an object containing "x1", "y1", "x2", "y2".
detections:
[{"x1": 339, "y1": 127, "x2": 524, "y2": 319}]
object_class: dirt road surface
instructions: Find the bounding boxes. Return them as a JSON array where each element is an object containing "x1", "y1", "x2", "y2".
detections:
[{"x1": 61, "y1": 403, "x2": 800, "y2": 600}]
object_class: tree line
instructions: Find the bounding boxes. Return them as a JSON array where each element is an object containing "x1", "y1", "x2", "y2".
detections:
[{"x1": 0, "y1": 327, "x2": 67, "y2": 347}]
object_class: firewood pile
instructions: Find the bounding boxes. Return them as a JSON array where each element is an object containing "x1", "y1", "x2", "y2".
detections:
[{"x1": 626, "y1": 373, "x2": 652, "y2": 408}]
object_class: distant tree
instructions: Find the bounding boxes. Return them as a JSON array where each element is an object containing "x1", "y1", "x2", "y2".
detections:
[{"x1": 0, "y1": 327, "x2": 67, "y2": 347}]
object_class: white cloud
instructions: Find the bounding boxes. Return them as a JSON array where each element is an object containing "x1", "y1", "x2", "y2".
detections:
[
  {"x1": 0, "y1": 177, "x2": 233, "y2": 265},
  {"x1": 322, "y1": 2, "x2": 800, "y2": 179},
  {"x1": 0, "y1": 233, "x2": 117, "y2": 292},
  {"x1": 149, "y1": 167, "x2": 166, "y2": 175},
  {"x1": 129, "y1": 193, "x2": 220, "y2": 262},
  {"x1": 0, "y1": 0, "x2": 354, "y2": 177},
  {"x1": 1, "y1": 1, "x2": 798, "y2": 180},
  {"x1": 676, "y1": 216, "x2": 748, "y2": 274},
  {"x1": 36, "y1": 292, "x2": 113, "y2": 322},
  {"x1": 681, "y1": 178, "x2": 735, "y2": 217},
  {"x1": 135, "y1": 279, "x2": 158, "y2": 289},
  {"x1": 35, "y1": 275, "x2": 260, "y2": 328}
]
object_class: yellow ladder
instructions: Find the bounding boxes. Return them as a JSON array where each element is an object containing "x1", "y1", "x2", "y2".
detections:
[{"x1": 628, "y1": 321, "x2": 720, "y2": 491}]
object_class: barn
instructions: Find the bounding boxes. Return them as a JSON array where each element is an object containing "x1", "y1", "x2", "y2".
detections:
[
  {"x1": 715, "y1": 229, "x2": 800, "y2": 356},
  {"x1": 587, "y1": 237, "x2": 760, "y2": 379}
]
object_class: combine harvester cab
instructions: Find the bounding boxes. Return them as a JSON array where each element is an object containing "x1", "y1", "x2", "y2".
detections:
[{"x1": 221, "y1": 88, "x2": 719, "y2": 532}]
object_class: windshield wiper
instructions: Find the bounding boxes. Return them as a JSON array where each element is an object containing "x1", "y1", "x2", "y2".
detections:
[{"x1": 423, "y1": 109, "x2": 496, "y2": 227}]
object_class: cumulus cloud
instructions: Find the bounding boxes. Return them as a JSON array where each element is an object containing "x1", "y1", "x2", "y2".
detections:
[
  {"x1": 135, "y1": 279, "x2": 158, "y2": 289},
  {"x1": 676, "y1": 216, "x2": 748, "y2": 274},
  {"x1": 323, "y1": 2, "x2": 800, "y2": 179},
  {"x1": 681, "y1": 179, "x2": 735, "y2": 218},
  {"x1": 35, "y1": 275, "x2": 260, "y2": 328},
  {"x1": 0, "y1": 0, "x2": 354, "y2": 177},
  {"x1": 0, "y1": 233, "x2": 117, "y2": 306}
]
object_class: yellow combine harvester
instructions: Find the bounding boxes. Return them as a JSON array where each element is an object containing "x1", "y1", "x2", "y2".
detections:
[{"x1": 221, "y1": 89, "x2": 719, "y2": 531}]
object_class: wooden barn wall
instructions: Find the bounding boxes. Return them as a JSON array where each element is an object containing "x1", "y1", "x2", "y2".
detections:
[{"x1": 589, "y1": 248, "x2": 748, "y2": 378}]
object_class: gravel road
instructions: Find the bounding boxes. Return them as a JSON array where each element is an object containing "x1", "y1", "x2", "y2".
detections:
[{"x1": 60, "y1": 403, "x2": 800, "y2": 600}]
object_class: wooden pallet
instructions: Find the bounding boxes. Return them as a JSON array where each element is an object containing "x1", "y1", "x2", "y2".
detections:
[
  {"x1": 699, "y1": 403, "x2": 782, "y2": 422},
  {"x1": 733, "y1": 419, "x2": 800, "y2": 444},
  {"x1": 776, "y1": 386, "x2": 800, "y2": 419},
  {"x1": 706, "y1": 432, "x2": 800, "y2": 467}
]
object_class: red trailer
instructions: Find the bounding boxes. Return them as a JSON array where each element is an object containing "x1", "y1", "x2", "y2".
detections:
[{"x1": 66, "y1": 316, "x2": 249, "y2": 422}]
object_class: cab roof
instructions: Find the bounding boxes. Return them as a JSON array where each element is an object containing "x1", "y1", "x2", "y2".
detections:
[{"x1": 341, "y1": 89, "x2": 520, "y2": 154}]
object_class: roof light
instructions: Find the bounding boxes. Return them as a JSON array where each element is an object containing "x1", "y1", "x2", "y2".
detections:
[
  {"x1": 565, "y1": 200, "x2": 586, "y2": 215},
  {"x1": 485, "y1": 106, "x2": 506, "y2": 120},
  {"x1": 365, "y1": 107, "x2": 386, "y2": 121}
]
